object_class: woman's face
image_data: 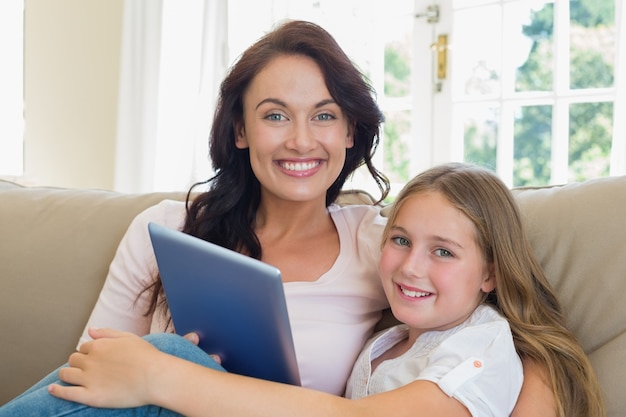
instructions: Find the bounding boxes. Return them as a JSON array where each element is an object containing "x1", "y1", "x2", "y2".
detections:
[
  {"x1": 379, "y1": 191, "x2": 495, "y2": 337},
  {"x1": 235, "y1": 54, "x2": 353, "y2": 204}
]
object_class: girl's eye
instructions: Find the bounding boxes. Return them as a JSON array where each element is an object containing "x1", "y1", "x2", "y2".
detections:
[
  {"x1": 391, "y1": 236, "x2": 411, "y2": 247},
  {"x1": 434, "y1": 248, "x2": 453, "y2": 258}
]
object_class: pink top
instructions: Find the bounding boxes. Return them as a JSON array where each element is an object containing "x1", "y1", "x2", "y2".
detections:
[{"x1": 79, "y1": 200, "x2": 389, "y2": 395}]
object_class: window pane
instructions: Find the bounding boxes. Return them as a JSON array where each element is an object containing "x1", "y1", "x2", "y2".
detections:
[
  {"x1": 453, "y1": 4, "x2": 502, "y2": 97},
  {"x1": 569, "y1": 0, "x2": 615, "y2": 89},
  {"x1": 383, "y1": 110, "x2": 411, "y2": 184},
  {"x1": 463, "y1": 105, "x2": 498, "y2": 170},
  {"x1": 514, "y1": 104, "x2": 552, "y2": 186},
  {"x1": 569, "y1": 102, "x2": 613, "y2": 181},
  {"x1": 384, "y1": 21, "x2": 412, "y2": 98},
  {"x1": 511, "y1": 0, "x2": 553, "y2": 92}
]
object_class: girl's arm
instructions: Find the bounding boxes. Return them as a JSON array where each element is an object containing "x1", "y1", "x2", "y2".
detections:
[
  {"x1": 49, "y1": 329, "x2": 470, "y2": 417},
  {"x1": 511, "y1": 359, "x2": 557, "y2": 417}
]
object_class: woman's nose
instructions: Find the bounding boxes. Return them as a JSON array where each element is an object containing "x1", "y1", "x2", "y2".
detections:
[{"x1": 287, "y1": 120, "x2": 316, "y2": 153}]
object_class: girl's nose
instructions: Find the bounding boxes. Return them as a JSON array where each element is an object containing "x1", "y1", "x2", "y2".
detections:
[{"x1": 400, "y1": 249, "x2": 425, "y2": 279}]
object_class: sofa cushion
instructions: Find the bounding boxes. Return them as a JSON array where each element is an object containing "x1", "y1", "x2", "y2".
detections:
[{"x1": 513, "y1": 175, "x2": 626, "y2": 415}]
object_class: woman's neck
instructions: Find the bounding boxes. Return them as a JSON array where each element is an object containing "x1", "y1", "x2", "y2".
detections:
[
  {"x1": 255, "y1": 195, "x2": 339, "y2": 282},
  {"x1": 255, "y1": 195, "x2": 330, "y2": 238}
]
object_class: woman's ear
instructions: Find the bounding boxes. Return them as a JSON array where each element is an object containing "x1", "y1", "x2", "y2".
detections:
[
  {"x1": 345, "y1": 121, "x2": 355, "y2": 149},
  {"x1": 234, "y1": 122, "x2": 249, "y2": 149}
]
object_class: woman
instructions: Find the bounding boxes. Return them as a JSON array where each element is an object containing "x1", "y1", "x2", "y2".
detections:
[
  {"x1": 0, "y1": 19, "x2": 390, "y2": 415},
  {"x1": 79, "y1": 19, "x2": 391, "y2": 395}
]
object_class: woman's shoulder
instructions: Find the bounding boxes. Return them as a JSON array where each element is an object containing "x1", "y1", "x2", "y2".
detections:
[
  {"x1": 132, "y1": 199, "x2": 188, "y2": 230},
  {"x1": 120, "y1": 199, "x2": 188, "y2": 246},
  {"x1": 329, "y1": 203, "x2": 387, "y2": 226},
  {"x1": 329, "y1": 203, "x2": 386, "y2": 249}
]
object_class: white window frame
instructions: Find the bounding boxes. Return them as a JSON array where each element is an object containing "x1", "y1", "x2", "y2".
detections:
[{"x1": 429, "y1": 0, "x2": 625, "y2": 187}]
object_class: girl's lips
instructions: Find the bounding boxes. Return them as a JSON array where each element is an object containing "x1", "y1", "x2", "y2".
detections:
[{"x1": 398, "y1": 284, "x2": 432, "y2": 299}]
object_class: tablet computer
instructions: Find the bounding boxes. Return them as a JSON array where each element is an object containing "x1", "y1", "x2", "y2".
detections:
[{"x1": 148, "y1": 222, "x2": 301, "y2": 386}]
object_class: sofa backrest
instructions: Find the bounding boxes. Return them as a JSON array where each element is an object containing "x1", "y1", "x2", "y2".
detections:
[
  {"x1": 513, "y1": 175, "x2": 626, "y2": 415},
  {"x1": 1, "y1": 176, "x2": 625, "y2": 415},
  {"x1": 0, "y1": 181, "x2": 188, "y2": 402}
]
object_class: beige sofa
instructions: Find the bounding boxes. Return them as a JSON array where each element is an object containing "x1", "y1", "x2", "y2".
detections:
[{"x1": 1, "y1": 176, "x2": 625, "y2": 415}]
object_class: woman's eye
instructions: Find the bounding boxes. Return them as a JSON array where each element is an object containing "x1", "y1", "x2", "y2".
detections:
[
  {"x1": 266, "y1": 113, "x2": 286, "y2": 121},
  {"x1": 315, "y1": 113, "x2": 335, "y2": 121},
  {"x1": 434, "y1": 248, "x2": 453, "y2": 258},
  {"x1": 391, "y1": 236, "x2": 410, "y2": 247}
]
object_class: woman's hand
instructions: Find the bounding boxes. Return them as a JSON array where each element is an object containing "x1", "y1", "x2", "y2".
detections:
[
  {"x1": 48, "y1": 328, "x2": 164, "y2": 408},
  {"x1": 183, "y1": 331, "x2": 200, "y2": 345},
  {"x1": 183, "y1": 332, "x2": 222, "y2": 364}
]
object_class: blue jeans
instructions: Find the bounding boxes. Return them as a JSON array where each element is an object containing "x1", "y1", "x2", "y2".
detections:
[{"x1": 0, "y1": 333, "x2": 225, "y2": 416}]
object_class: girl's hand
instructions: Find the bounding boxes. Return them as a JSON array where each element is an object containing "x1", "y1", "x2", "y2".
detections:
[{"x1": 48, "y1": 328, "x2": 163, "y2": 408}]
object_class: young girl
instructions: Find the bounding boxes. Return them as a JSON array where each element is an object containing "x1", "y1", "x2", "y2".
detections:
[{"x1": 37, "y1": 163, "x2": 603, "y2": 417}]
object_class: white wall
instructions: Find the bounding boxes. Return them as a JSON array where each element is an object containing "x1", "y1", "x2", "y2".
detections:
[{"x1": 23, "y1": 0, "x2": 123, "y2": 189}]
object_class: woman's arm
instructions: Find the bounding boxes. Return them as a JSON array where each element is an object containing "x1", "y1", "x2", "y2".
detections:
[
  {"x1": 50, "y1": 329, "x2": 470, "y2": 417},
  {"x1": 511, "y1": 358, "x2": 557, "y2": 417}
]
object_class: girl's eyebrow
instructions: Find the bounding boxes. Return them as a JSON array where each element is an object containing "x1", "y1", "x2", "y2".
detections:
[
  {"x1": 255, "y1": 97, "x2": 337, "y2": 110},
  {"x1": 389, "y1": 225, "x2": 464, "y2": 249}
]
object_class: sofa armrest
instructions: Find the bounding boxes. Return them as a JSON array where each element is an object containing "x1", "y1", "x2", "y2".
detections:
[{"x1": 0, "y1": 185, "x2": 187, "y2": 404}]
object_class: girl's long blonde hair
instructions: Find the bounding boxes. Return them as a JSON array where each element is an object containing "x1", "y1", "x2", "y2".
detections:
[{"x1": 383, "y1": 162, "x2": 605, "y2": 417}]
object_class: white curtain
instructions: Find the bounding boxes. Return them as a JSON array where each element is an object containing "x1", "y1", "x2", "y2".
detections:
[
  {"x1": 114, "y1": 0, "x2": 228, "y2": 193},
  {"x1": 611, "y1": 0, "x2": 625, "y2": 176}
]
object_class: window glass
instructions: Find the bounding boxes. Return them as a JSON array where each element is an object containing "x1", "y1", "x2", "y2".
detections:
[
  {"x1": 569, "y1": 101, "x2": 613, "y2": 180},
  {"x1": 512, "y1": 1, "x2": 554, "y2": 92},
  {"x1": 453, "y1": 4, "x2": 502, "y2": 98},
  {"x1": 462, "y1": 104, "x2": 499, "y2": 170},
  {"x1": 514, "y1": 104, "x2": 552, "y2": 186},
  {"x1": 570, "y1": 0, "x2": 615, "y2": 89},
  {"x1": 383, "y1": 110, "x2": 412, "y2": 184}
]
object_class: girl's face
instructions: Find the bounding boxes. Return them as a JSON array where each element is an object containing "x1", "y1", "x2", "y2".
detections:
[
  {"x1": 235, "y1": 54, "x2": 353, "y2": 204},
  {"x1": 379, "y1": 191, "x2": 495, "y2": 338}
]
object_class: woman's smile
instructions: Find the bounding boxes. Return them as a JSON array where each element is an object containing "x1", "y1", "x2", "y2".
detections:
[{"x1": 276, "y1": 159, "x2": 323, "y2": 177}]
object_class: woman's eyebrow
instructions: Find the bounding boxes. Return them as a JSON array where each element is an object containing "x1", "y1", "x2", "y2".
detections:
[
  {"x1": 315, "y1": 98, "x2": 337, "y2": 108},
  {"x1": 255, "y1": 97, "x2": 337, "y2": 110},
  {"x1": 255, "y1": 97, "x2": 287, "y2": 110}
]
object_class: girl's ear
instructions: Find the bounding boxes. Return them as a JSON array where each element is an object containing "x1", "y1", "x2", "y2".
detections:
[
  {"x1": 234, "y1": 122, "x2": 249, "y2": 149},
  {"x1": 481, "y1": 262, "x2": 497, "y2": 293}
]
